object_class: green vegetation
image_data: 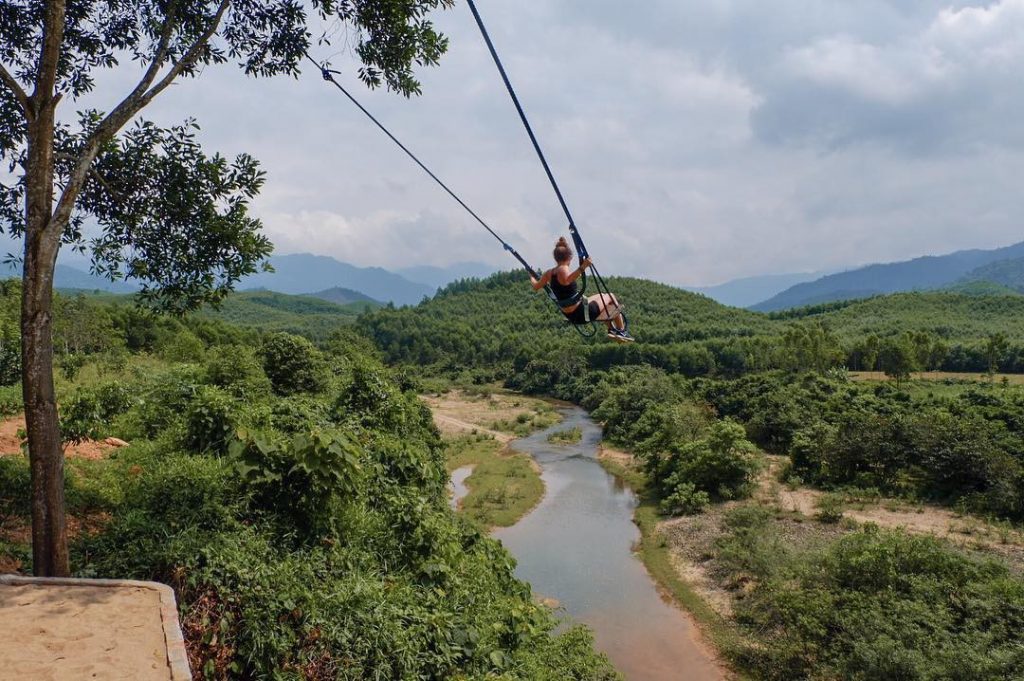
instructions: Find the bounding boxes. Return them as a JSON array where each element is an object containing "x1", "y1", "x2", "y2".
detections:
[
  {"x1": 73, "y1": 288, "x2": 368, "y2": 341},
  {"x1": 0, "y1": 284, "x2": 617, "y2": 679},
  {"x1": 719, "y1": 509, "x2": 1024, "y2": 681},
  {"x1": 360, "y1": 273, "x2": 1024, "y2": 680},
  {"x1": 362, "y1": 273, "x2": 1024, "y2": 380},
  {"x1": 490, "y1": 403, "x2": 561, "y2": 437},
  {"x1": 446, "y1": 436, "x2": 545, "y2": 528},
  {"x1": 546, "y1": 427, "x2": 582, "y2": 445}
]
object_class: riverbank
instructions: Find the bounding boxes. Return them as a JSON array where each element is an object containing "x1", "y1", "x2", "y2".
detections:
[
  {"x1": 596, "y1": 446, "x2": 742, "y2": 677},
  {"x1": 429, "y1": 388, "x2": 557, "y2": 528},
  {"x1": 445, "y1": 435, "x2": 544, "y2": 528},
  {"x1": 598, "y1": 444, "x2": 1024, "y2": 680}
]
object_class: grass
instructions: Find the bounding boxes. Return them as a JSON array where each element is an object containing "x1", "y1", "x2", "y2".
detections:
[
  {"x1": 446, "y1": 435, "x2": 544, "y2": 528},
  {"x1": 546, "y1": 426, "x2": 582, "y2": 445},
  {"x1": 489, "y1": 405, "x2": 561, "y2": 437},
  {"x1": 596, "y1": 452, "x2": 747, "y2": 678}
]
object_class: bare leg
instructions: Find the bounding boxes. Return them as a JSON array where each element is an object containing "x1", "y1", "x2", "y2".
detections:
[{"x1": 588, "y1": 293, "x2": 626, "y2": 331}]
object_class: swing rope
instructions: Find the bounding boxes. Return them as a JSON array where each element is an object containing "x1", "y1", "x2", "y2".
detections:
[
  {"x1": 301, "y1": 52, "x2": 540, "y2": 280},
  {"x1": 464, "y1": 0, "x2": 617, "y2": 314},
  {"x1": 303, "y1": 51, "x2": 599, "y2": 334}
]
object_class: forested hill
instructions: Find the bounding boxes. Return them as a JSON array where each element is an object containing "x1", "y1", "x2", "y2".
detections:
[
  {"x1": 360, "y1": 272, "x2": 771, "y2": 367},
  {"x1": 359, "y1": 272, "x2": 1024, "y2": 376},
  {"x1": 777, "y1": 291, "x2": 1024, "y2": 340},
  {"x1": 959, "y1": 255, "x2": 1024, "y2": 292}
]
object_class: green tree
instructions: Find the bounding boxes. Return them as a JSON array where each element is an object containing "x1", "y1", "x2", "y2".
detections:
[
  {"x1": 260, "y1": 332, "x2": 328, "y2": 396},
  {"x1": 1, "y1": 0, "x2": 452, "y2": 576},
  {"x1": 777, "y1": 322, "x2": 843, "y2": 373},
  {"x1": 879, "y1": 337, "x2": 917, "y2": 388},
  {"x1": 985, "y1": 332, "x2": 1009, "y2": 379}
]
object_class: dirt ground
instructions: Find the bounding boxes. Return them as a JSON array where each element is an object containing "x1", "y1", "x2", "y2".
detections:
[
  {"x1": 616, "y1": 449, "x2": 1024, "y2": 621},
  {"x1": 850, "y1": 371, "x2": 1024, "y2": 384},
  {"x1": 596, "y1": 444, "x2": 635, "y2": 470},
  {"x1": 422, "y1": 390, "x2": 553, "y2": 441},
  {"x1": 0, "y1": 415, "x2": 126, "y2": 460},
  {"x1": 0, "y1": 583, "x2": 171, "y2": 680}
]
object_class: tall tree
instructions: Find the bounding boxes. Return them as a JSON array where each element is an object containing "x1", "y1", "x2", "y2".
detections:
[{"x1": 0, "y1": 0, "x2": 452, "y2": 576}]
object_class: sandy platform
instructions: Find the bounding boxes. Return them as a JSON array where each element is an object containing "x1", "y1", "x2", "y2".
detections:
[{"x1": 0, "y1": 576, "x2": 189, "y2": 681}]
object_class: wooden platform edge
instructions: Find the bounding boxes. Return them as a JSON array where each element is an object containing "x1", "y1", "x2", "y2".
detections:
[{"x1": 0, "y1": 574, "x2": 191, "y2": 681}]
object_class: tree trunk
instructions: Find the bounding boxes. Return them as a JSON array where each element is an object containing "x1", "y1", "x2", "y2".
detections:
[{"x1": 22, "y1": 91, "x2": 69, "y2": 577}]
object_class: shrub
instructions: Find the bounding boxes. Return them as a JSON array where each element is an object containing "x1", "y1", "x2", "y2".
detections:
[
  {"x1": 158, "y1": 329, "x2": 206, "y2": 363},
  {"x1": 335, "y1": 360, "x2": 418, "y2": 433},
  {"x1": 0, "y1": 322, "x2": 19, "y2": 386},
  {"x1": 659, "y1": 481, "x2": 710, "y2": 515},
  {"x1": 183, "y1": 386, "x2": 239, "y2": 456},
  {"x1": 59, "y1": 381, "x2": 135, "y2": 443},
  {"x1": 259, "y1": 333, "x2": 328, "y2": 396},
  {"x1": 231, "y1": 429, "x2": 363, "y2": 538},
  {"x1": 647, "y1": 421, "x2": 760, "y2": 514},
  {"x1": 204, "y1": 345, "x2": 272, "y2": 399},
  {"x1": 118, "y1": 368, "x2": 198, "y2": 440},
  {"x1": 268, "y1": 396, "x2": 330, "y2": 433},
  {"x1": 0, "y1": 455, "x2": 31, "y2": 524},
  {"x1": 734, "y1": 527, "x2": 1024, "y2": 680},
  {"x1": 58, "y1": 352, "x2": 86, "y2": 381},
  {"x1": 815, "y1": 493, "x2": 845, "y2": 523}
]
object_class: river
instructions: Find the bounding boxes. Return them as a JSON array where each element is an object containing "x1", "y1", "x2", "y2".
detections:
[{"x1": 491, "y1": 406, "x2": 723, "y2": 681}]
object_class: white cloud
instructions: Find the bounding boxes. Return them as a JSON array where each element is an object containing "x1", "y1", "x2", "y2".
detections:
[{"x1": 37, "y1": 0, "x2": 1024, "y2": 287}]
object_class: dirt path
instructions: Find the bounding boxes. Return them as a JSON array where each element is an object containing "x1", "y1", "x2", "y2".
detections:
[
  {"x1": 431, "y1": 414, "x2": 513, "y2": 443},
  {"x1": 761, "y1": 455, "x2": 1024, "y2": 566},
  {"x1": 0, "y1": 415, "x2": 126, "y2": 460}
]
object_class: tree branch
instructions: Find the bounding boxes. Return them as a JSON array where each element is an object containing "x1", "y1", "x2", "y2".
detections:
[
  {"x1": 48, "y1": 0, "x2": 232, "y2": 235},
  {"x1": 98, "y1": 0, "x2": 183, "y2": 134},
  {"x1": 137, "y1": 0, "x2": 231, "y2": 108},
  {"x1": 32, "y1": 0, "x2": 67, "y2": 110},
  {"x1": 0, "y1": 63, "x2": 31, "y2": 119}
]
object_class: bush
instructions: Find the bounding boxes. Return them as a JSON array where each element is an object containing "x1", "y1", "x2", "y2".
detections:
[
  {"x1": 204, "y1": 345, "x2": 272, "y2": 399},
  {"x1": 815, "y1": 494, "x2": 845, "y2": 523},
  {"x1": 268, "y1": 396, "x2": 330, "y2": 433},
  {"x1": 335, "y1": 360, "x2": 421, "y2": 434},
  {"x1": 0, "y1": 322, "x2": 19, "y2": 386},
  {"x1": 259, "y1": 333, "x2": 328, "y2": 396},
  {"x1": 59, "y1": 381, "x2": 135, "y2": 443},
  {"x1": 231, "y1": 429, "x2": 364, "y2": 539},
  {"x1": 647, "y1": 421, "x2": 760, "y2": 514},
  {"x1": 158, "y1": 329, "x2": 206, "y2": 363},
  {"x1": 183, "y1": 386, "x2": 239, "y2": 456},
  {"x1": 659, "y1": 481, "x2": 710, "y2": 515},
  {"x1": 735, "y1": 527, "x2": 1024, "y2": 681},
  {"x1": 0, "y1": 455, "x2": 31, "y2": 523}
]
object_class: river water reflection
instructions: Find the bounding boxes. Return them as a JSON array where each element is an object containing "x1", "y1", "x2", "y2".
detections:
[{"x1": 492, "y1": 407, "x2": 723, "y2": 681}]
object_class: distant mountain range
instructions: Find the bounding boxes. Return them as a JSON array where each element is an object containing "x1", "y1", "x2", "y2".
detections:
[
  {"x1": 0, "y1": 261, "x2": 138, "y2": 294},
  {"x1": 750, "y1": 241, "x2": 1024, "y2": 311},
  {"x1": 239, "y1": 254, "x2": 433, "y2": 306},
  {"x1": 688, "y1": 271, "x2": 824, "y2": 308},
  {"x1": 28, "y1": 242, "x2": 1024, "y2": 314},
  {"x1": 5, "y1": 253, "x2": 495, "y2": 306},
  {"x1": 958, "y1": 256, "x2": 1024, "y2": 293}
]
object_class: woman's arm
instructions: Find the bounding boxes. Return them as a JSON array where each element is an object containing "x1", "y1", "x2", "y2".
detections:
[
  {"x1": 557, "y1": 257, "x2": 592, "y2": 286},
  {"x1": 530, "y1": 269, "x2": 552, "y2": 291}
]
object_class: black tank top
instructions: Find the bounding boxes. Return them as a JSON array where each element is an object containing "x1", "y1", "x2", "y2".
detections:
[{"x1": 549, "y1": 269, "x2": 579, "y2": 305}]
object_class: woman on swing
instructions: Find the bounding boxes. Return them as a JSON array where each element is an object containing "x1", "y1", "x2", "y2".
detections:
[{"x1": 530, "y1": 237, "x2": 634, "y2": 342}]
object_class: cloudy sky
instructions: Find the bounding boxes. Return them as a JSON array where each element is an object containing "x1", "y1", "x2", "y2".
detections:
[{"x1": 70, "y1": 0, "x2": 1024, "y2": 286}]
